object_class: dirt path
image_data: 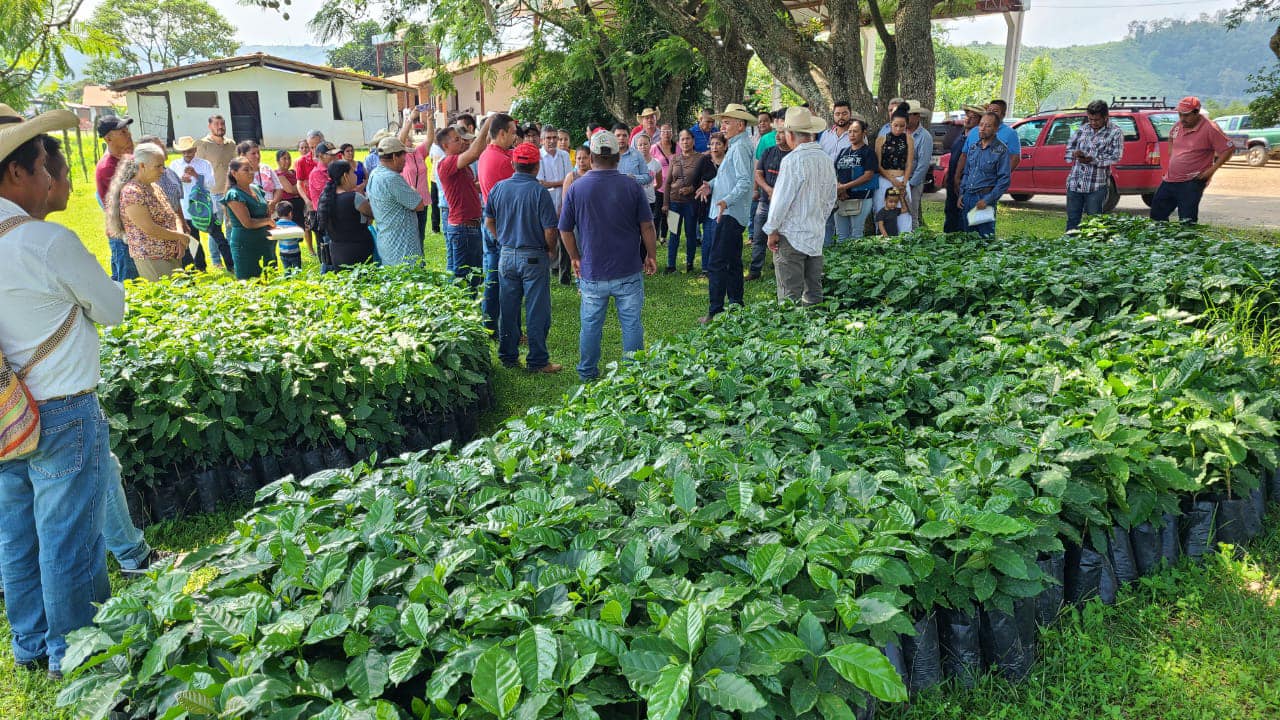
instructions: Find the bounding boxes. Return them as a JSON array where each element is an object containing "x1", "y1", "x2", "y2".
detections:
[{"x1": 1006, "y1": 164, "x2": 1280, "y2": 232}]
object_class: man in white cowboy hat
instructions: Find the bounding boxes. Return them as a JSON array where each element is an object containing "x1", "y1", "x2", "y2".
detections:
[
  {"x1": 903, "y1": 99, "x2": 933, "y2": 229},
  {"x1": 695, "y1": 103, "x2": 756, "y2": 322},
  {"x1": 631, "y1": 107, "x2": 661, "y2": 143},
  {"x1": 0, "y1": 106, "x2": 124, "y2": 680},
  {"x1": 764, "y1": 107, "x2": 837, "y2": 305},
  {"x1": 168, "y1": 135, "x2": 216, "y2": 254}
]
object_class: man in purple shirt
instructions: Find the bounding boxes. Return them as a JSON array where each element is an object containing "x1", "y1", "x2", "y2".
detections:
[{"x1": 558, "y1": 130, "x2": 658, "y2": 382}]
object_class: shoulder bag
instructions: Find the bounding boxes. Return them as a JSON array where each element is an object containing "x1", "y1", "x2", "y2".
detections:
[{"x1": 0, "y1": 216, "x2": 82, "y2": 461}]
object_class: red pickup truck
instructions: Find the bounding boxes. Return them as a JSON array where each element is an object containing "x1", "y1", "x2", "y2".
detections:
[{"x1": 932, "y1": 100, "x2": 1179, "y2": 211}]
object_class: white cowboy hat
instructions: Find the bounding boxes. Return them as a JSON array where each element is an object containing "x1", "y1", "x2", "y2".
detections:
[
  {"x1": 635, "y1": 107, "x2": 661, "y2": 121},
  {"x1": 778, "y1": 106, "x2": 827, "y2": 135},
  {"x1": 713, "y1": 103, "x2": 757, "y2": 124},
  {"x1": 905, "y1": 99, "x2": 930, "y2": 115},
  {"x1": 173, "y1": 136, "x2": 197, "y2": 152},
  {"x1": 0, "y1": 105, "x2": 77, "y2": 163},
  {"x1": 368, "y1": 129, "x2": 392, "y2": 147}
]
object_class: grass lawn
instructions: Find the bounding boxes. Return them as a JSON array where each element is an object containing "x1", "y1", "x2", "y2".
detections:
[{"x1": 4, "y1": 165, "x2": 1280, "y2": 718}]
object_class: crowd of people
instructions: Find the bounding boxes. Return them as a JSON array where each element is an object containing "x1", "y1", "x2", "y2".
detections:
[{"x1": 0, "y1": 87, "x2": 1239, "y2": 681}]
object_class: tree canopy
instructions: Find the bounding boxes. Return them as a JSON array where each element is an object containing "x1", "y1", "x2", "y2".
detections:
[
  {"x1": 83, "y1": 0, "x2": 239, "y2": 83},
  {"x1": 2, "y1": 0, "x2": 111, "y2": 109}
]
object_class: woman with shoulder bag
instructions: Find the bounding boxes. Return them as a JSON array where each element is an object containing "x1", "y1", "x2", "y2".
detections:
[{"x1": 833, "y1": 118, "x2": 879, "y2": 241}]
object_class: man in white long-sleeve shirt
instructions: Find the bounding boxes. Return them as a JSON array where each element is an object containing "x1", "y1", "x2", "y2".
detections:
[
  {"x1": 0, "y1": 109, "x2": 126, "y2": 679},
  {"x1": 764, "y1": 107, "x2": 838, "y2": 306}
]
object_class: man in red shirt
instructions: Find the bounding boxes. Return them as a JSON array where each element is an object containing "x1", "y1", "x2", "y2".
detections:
[
  {"x1": 1150, "y1": 96, "x2": 1233, "y2": 224},
  {"x1": 94, "y1": 116, "x2": 137, "y2": 280},
  {"x1": 295, "y1": 130, "x2": 323, "y2": 256},
  {"x1": 437, "y1": 114, "x2": 496, "y2": 290},
  {"x1": 477, "y1": 113, "x2": 520, "y2": 335}
]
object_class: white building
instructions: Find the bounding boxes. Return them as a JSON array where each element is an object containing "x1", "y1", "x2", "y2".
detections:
[{"x1": 110, "y1": 53, "x2": 416, "y2": 148}]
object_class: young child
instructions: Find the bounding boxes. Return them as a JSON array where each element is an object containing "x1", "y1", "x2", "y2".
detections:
[
  {"x1": 876, "y1": 187, "x2": 912, "y2": 237},
  {"x1": 272, "y1": 201, "x2": 304, "y2": 271}
]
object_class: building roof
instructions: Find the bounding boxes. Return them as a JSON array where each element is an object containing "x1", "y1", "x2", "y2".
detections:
[
  {"x1": 109, "y1": 53, "x2": 415, "y2": 93},
  {"x1": 81, "y1": 84, "x2": 125, "y2": 108},
  {"x1": 393, "y1": 49, "x2": 527, "y2": 88}
]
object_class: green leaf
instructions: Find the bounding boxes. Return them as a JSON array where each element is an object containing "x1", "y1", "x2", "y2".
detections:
[
  {"x1": 674, "y1": 475, "x2": 697, "y2": 512},
  {"x1": 1092, "y1": 405, "x2": 1120, "y2": 440},
  {"x1": 137, "y1": 626, "x2": 187, "y2": 683},
  {"x1": 973, "y1": 570, "x2": 998, "y2": 602},
  {"x1": 176, "y1": 689, "x2": 218, "y2": 716},
  {"x1": 816, "y1": 692, "x2": 857, "y2": 720},
  {"x1": 516, "y1": 625, "x2": 558, "y2": 689},
  {"x1": 304, "y1": 613, "x2": 351, "y2": 644},
  {"x1": 401, "y1": 604, "x2": 432, "y2": 644},
  {"x1": 571, "y1": 618, "x2": 627, "y2": 664},
  {"x1": 696, "y1": 671, "x2": 766, "y2": 712},
  {"x1": 349, "y1": 555, "x2": 377, "y2": 601},
  {"x1": 987, "y1": 547, "x2": 1031, "y2": 580},
  {"x1": 660, "y1": 602, "x2": 705, "y2": 659},
  {"x1": 915, "y1": 520, "x2": 955, "y2": 539},
  {"x1": 382, "y1": 647, "x2": 420, "y2": 687},
  {"x1": 797, "y1": 612, "x2": 826, "y2": 654},
  {"x1": 644, "y1": 663, "x2": 692, "y2": 720},
  {"x1": 823, "y1": 642, "x2": 909, "y2": 702},
  {"x1": 471, "y1": 645, "x2": 524, "y2": 719},
  {"x1": 346, "y1": 650, "x2": 390, "y2": 700},
  {"x1": 620, "y1": 650, "x2": 668, "y2": 691},
  {"x1": 790, "y1": 678, "x2": 820, "y2": 715},
  {"x1": 968, "y1": 511, "x2": 1028, "y2": 536}
]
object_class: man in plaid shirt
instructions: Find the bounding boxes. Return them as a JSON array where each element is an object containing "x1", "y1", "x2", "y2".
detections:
[{"x1": 1064, "y1": 100, "x2": 1124, "y2": 231}]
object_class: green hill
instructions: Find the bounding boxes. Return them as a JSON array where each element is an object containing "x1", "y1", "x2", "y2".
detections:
[{"x1": 964, "y1": 13, "x2": 1274, "y2": 106}]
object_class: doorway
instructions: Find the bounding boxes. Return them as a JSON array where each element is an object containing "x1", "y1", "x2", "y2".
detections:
[{"x1": 228, "y1": 91, "x2": 263, "y2": 144}]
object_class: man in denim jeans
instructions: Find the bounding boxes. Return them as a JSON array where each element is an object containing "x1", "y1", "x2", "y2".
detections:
[
  {"x1": 0, "y1": 110, "x2": 130, "y2": 679},
  {"x1": 437, "y1": 116, "x2": 496, "y2": 291},
  {"x1": 485, "y1": 142, "x2": 564, "y2": 374},
  {"x1": 559, "y1": 131, "x2": 658, "y2": 382},
  {"x1": 93, "y1": 115, "x2": 138, "y2": 281}
]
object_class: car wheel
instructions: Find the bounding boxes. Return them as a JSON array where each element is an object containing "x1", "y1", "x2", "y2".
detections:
[
  {"x1": 1103, "y1": 180, "x2": 1119, "y2": 212},
  {"x1": 1247, "y1": 145, "x2": 1268, "y2": 167},
  {"x1": 1010, "y1": 193, "x2": 1033, "y2": 202},
  {"x1": 1140, "y1": 193, "x2": 1154, "y2": 207}
]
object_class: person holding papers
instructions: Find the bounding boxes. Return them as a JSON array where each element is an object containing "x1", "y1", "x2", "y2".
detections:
[{"x1": 958, "y1": 112, "x2": 1012, "y2": 239}]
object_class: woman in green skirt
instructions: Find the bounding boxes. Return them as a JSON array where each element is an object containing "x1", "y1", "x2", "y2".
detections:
[{"x1": 224, "y1": 156, "x2": 277, "y2": 279}]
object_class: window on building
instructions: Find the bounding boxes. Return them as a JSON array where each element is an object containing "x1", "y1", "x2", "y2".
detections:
[
  {"x1": 288, "y1": 91, "x2": 322, "y2": 109},
  {"x1": 185, "y1": 91, "x2": 218, "y2": 108}
]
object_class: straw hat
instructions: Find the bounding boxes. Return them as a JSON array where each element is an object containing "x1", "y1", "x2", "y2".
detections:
[
  {"x1": 962, "y1": 104, "x2": 986, "y2": 115},
  {"x1": 905, "y1": 99, "x2": 930, "y2": 115},
  {"x1": 778, "y1": 106, "x2": 827, "y2": 135},
  {"x1": 173, "y1": 136, "x2": 197, "y2": 152},
  {"x1": 713, "y1": 103, "x2": 757, "y2": 124},
  {"x1": 0, "y1": 106, "x2": 77, "y2": 163},
  {"x1": 635, "y1": 107, "x2": 661, "y2": 122},
  {"x1": 368, "y1": 129, "x2": 392, "y2": 147}
]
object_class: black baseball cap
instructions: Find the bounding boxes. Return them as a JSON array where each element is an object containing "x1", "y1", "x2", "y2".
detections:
[{"x1": 96, "y1": 115, "x2": 133, "y2": 137}]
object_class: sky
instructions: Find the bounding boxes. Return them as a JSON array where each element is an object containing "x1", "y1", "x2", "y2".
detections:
[{"x1": 83, "y1": 0, "x2": 1245, "y2": 48}]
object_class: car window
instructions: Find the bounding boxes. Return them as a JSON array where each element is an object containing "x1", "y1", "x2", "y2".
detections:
[
  {"x1": 1148, "y1": 113, "x2": 1178, "y2": 141},
  {"x1": 1015, "y1": 119, "x2": 1046, "y2": 147},
  {"x1": 1241, "y1": 116, "x2": 1252, "y2": 130},
  {"x1": 1110, "y1": 116, "x2": 1139, "y2": 141},
  {"x1": 1215, "y1": 118, "x2": 1233, "y2": 131},
  {"x1": 1045, "y1": 117, "x2": 1083, "y2": 145}
]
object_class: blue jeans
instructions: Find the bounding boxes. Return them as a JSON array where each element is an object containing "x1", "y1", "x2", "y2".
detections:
[
  {"x1": 499, "y1": 248, "x2": 552, "y2": 369},
  {"x1": 279, "y1": 251, "x2": 303, "y2": 271},
  {"x1": 823, "y1": 212, "x2": 837, "y2": 248},
  {"x1": 102, "y1": 470, "x2": 150, "y2": 570},
  {"x1": 707, "y1": 215, "x2": 745, "y2": 317},
  {"x1": 833, "y1": 196, "x2": 874, "y2": 241},
  {"x1": 108, "y1": 238, "x2": 138, "y2": 282},
  {"x1": 1149, "y1": 178, "x2": 1206, "y2": 224},
  {"x1": 750, "y1": 202, "x2": 770, "y2": 274},
  {"x1": 0, "y1": 393, "x2": 112, "y2": 672},
  {"x1": 667, "y1": 201, "x2": 701, "y2": 270},
  {"x1": 962, "y1": 194, "x2": 997, "y2": 238},
  {"x1": 699, "y1": 216, "x2": 717, "y2": 273},
  {"x1": 481, "y1": 223, "x2": 502, "y2": 334},
  {"x1": 445, "y1": 224, "x2": 483, "y2": 289},
  {"x1": 207, "y1": 193, "x2": 227, "y2": 267},
  {"x1": 578, "y1": 272, "x2": 645, "y2": 381},
  {"x1": 1066, "y1": 186, "x2": 1108, "y2": 231}
]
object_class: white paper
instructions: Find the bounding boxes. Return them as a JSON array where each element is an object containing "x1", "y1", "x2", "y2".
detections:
[
  {"x1": 667, "y1": 210, "x2": 680, "y2": 231},
  {"x1": 188, "y1": 237, "x2": 200, "y2": 256},
  {"x1": 967, "y1": 206, "x2": 995, "y2": 225}
]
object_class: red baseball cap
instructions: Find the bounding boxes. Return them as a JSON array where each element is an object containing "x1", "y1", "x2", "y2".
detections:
[
  {"x1": 1176, "y1": 96, "x2": 1201, "y2": 113},
  {"x1": 512, "y1": 142, "x2": 540, "y2": 164}
]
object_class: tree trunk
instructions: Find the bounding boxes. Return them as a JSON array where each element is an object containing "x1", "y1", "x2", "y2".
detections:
[
  {"x1": 894, "y1": 0, "x2": 939, "y2": 123},
  {"x1": 644, "y1": 0, "x2": 752, "y2": 115},
  {"x1": 658, "y1": 70, "x2": 687, "y2": 129}
]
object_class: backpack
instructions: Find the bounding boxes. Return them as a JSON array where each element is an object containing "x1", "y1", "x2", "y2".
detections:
[
  {"x1": 188, "y1": 175, "x2": 216, "y2": 232},
  {"x1": 0, "y1": 216, "x2": 81, "y2": 461}
]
